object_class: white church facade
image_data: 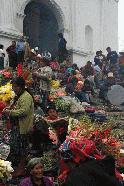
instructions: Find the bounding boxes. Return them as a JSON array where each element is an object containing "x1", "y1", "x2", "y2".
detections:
[{"x1": 0, "y1": 0, "x2": 119, "y2": 66}]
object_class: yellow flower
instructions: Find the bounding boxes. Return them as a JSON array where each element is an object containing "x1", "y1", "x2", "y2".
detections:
[
  {"x1": 0, "y1": 82, "x2": 14, "y2": 102},
  {"x1": 51, "y1": 80, "x2": 60, "y2": 89}
]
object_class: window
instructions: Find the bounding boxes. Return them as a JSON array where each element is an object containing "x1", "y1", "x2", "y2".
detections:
[{"x1": 85, "y1": 25, "x2": 93, "y2": 52}]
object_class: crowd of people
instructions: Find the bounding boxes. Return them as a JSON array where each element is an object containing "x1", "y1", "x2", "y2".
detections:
[{"x1": 0, "y1": 33, "x2": 124, "y2": 186}]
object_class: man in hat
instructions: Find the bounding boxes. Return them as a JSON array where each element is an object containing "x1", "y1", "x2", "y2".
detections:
[
  {"x1": 94, "y1": 50, "x2": 106, "y2": 69},
  {"x1": 106, "y1": 47, "x2": 118, "y2": 66}
]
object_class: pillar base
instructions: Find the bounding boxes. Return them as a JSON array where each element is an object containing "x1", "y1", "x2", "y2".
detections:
[{"x1": 69, "y1": 48, "x2": 94, "y2": 67}]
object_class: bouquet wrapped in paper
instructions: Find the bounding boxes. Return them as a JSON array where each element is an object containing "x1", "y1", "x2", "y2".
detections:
[
  {"x1": 0, "y1": 159, "x2": 13, "y2": 183},
  {"x1": 0, "y1": 83, "x2": 14, "y2": 102}
]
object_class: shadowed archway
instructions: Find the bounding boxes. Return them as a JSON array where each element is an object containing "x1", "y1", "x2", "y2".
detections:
[{"x1": 23, "y1": 0, "x2": 64, "y2": 56}]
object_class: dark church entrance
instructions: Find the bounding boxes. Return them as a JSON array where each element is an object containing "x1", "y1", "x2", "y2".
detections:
[{"x1": 23, "y1": 0, "x2": 62, "y2": 56}]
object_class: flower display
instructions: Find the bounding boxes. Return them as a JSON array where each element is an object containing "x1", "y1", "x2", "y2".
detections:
[
  {"x1": 57, "y1": 115, "x2": 123, "y2": 183},
  {"x1": 0, "y1": 83, "x2": 14, "y2": 102},
  {"x1": 55, "y1": 96, "x2": 85, "y2": 113},
  {"x1": 68, "y1": 115, "x2": 121, "y2": 159}
]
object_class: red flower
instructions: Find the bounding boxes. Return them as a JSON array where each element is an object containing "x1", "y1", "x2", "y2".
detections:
[
  {"x1": 0, "y1": 101, "x2": 6, "y2": 113},
  {"x1": 17, "y1": 64, "x2": 23, "y2": 77}
]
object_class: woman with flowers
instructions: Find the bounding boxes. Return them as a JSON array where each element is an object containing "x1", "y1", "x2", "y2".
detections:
[{"x1": 3, "y1": 77, "x2": 34, "y2": 177}]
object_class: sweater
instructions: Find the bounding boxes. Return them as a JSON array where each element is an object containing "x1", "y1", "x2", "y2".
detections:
[{"x1": 10, "y1": 91, "x2": 34, "y2": 134}]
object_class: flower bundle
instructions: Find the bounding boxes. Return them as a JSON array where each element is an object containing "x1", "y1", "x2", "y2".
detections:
[
  {"x1": 101, "y1": 137, "x2": 121, "y2": 159},
  {"x1": 55, "y1": 97, "x2": 71, "y2": 112},
  {"x1": 0, "y1": 159, "x2": 13, "y2": 182},
  {"x1": 41, "y1": 151, "x2": 59, "y2": 172},
  {"x1": 49, "y1": 88, "x2": 66, "y2": 101},
  {"x1": 0, "y1": 70, "x2": 12, "y2": 79},
  {"x1": 0, "y1": 102, "x2": 6, "y2": 115},
  {"x1": 50, "y1": 61, "x2": 59, "y2": 71},
  {"x1": 0, "y1": 83, "x2": 14, "y2": 102},
  {"x1": 58, "y1": 138, "x2": 103, "y2": 183},
  {"x1": 51, "y1": 80, "x2": 60, "y2": 89},
  {"x1": 17, "y1": 64, "x2": 23, "y2": 77},
  {"x1": 54, "y1": 96, "x2": 85, "y2": 113}
]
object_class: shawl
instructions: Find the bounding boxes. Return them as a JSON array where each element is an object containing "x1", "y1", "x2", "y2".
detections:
[{"x1": 19, "y1": 176, "x2": 54, "y2": 186}]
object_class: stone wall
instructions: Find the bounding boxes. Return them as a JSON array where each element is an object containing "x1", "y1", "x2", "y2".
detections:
[{"x1": 0, "y1": 0, "x2": 118, "y2": 67}]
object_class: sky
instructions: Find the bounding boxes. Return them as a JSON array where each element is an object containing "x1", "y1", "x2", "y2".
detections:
[{"x1": 118, "y1": 0, "x2": 124, "y2": 51}]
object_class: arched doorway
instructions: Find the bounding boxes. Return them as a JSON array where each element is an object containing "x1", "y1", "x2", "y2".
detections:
[{"x1": 23, "y1": 0, "x2": 64, "y2": 56}]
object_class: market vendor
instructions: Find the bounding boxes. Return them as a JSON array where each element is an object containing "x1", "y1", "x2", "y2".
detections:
[
  {"x1": 67, "y1": 70, "x2": 79, "y2": 86},
  {"x1": 19, "y1": 158, "x2": 54, "y2": 186},
  {"x1": 6, "y1": 41, "x2": 17, "y2": 70},
  {"x1": 74, "y1": 80, "x2": 95, "y2": 103},
  {"x1": 81, "y1": 61, "x2": 95, "y2": 79},
  {"x1": 3, "y1": 77, "x2": 34, "y2": 177},
  {"x1": 45, "y1": 105, "x2": 68, "y2": 144},
  {"x1": 33, "y1": 58, "x2": 52, "y2": 111},
  {"x1": 99, "y1": 72, "x2": 116, "y2": 103},
  {"x1": 45, "y1": 105, "x2": 58, "y2": 121},
  {"x1": 74, "y1": 81, "x2": 88, "y2": 102}
]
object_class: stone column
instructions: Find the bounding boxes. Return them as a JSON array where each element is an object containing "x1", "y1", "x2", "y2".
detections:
[
  {"x1": 100, "y1": 0, "x2": 105, "y2": 50},
  {"x1": 71, "y1": 0, "x2": 77, "y2": 48},
  {"x1": 0, "y1": 0, "x2": 17, "y2": 31}
]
